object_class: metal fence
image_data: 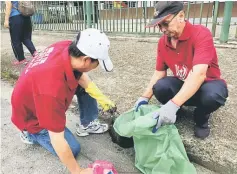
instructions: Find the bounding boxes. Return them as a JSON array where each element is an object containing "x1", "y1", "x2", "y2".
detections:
[{"x1": 1, "y1": 1, "x2": 237, "y2": 42}]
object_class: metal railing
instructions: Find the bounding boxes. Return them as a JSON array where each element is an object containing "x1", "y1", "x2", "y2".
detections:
[{"x1": 1, "y1": 1, "x2": 236, "y2": 42}]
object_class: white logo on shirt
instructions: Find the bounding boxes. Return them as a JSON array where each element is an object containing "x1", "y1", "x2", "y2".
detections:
[
  {"x1": 175, "y1": 64, "x2": 188, "y2": 81},
  {"x1": 25, "y1": 47, "x2": 54, "y2": 74}
]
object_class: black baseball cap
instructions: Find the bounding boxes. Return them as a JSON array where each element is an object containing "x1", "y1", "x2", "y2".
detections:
[{"x1": 146, "y1": 1, "x2": 184, "y2": 28}]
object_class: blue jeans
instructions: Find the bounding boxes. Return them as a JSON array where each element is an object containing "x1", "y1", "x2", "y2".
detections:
[
  {"x1": 28, "y1": 86, "x2": 98, "y2": 156},
  {"x1": 29, "y1": 128, "x2": 81, "y2": 157},
  {"x1": 75, "y1": 85, "x2": 99, "y2": 127}
]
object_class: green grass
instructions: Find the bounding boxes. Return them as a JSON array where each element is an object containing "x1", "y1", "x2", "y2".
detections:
[{"x1": 1, "y1": 59, "x2": 19, "y2": 85}]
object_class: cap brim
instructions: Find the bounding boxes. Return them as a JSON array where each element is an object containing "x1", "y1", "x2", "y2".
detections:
[
  {"x1": 98, "y1": 58, "x2": 113, "y2": 72},
  {"x1": 145, "y1": 14, "x2": 170, "y2": 28}
]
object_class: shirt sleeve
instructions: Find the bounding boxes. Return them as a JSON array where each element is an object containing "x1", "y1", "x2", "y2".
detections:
[
  {"x1": 34, "y1": 94, "x2": 66, "y2": 132},
  {"x1": 193, "y1": 28, "x2": 215, "y2": 66},
  {"x1": 156, "y1": 39, "x2": 168, "y2": 71}
]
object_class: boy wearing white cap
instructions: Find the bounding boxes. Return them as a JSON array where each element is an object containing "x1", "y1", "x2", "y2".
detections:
[{"x1": 11, "y1": 28, "x2": 115, "y2": 174}]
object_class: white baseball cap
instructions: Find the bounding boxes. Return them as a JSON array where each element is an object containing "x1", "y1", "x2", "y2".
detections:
[{"x1": 76, "y1": 28, "x2": 113, "y2": 72}]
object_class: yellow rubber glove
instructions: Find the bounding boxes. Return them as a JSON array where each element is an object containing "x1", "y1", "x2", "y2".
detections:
[{"x1": 85, "y1": 82, "x2": 115, "y2": 111}]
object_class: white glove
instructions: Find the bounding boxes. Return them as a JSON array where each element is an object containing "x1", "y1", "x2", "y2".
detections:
[{"x1": 152, "y1": 100, "x2": 180, "y2": 133}]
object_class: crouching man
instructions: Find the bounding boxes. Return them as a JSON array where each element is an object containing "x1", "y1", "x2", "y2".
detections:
[
  {"x1": 11, "y1": 28, "x2": 116, "y2": 174},
  {"x1": 135, "y1": 2, "x2": 228, "y2": 139}
]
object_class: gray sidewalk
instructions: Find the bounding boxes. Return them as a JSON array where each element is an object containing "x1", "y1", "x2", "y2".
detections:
[
  {"x1": 1, "y1": 80, "x2": 216, "y2": 174},
  {"x1": 0, "y1": 79, "x2": 138, "y2": 174}
]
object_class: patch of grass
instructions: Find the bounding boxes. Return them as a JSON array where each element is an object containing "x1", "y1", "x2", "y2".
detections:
[
  {"x1": 1, "y1": 59, "x2": 19, "y2": 85},
  {"x1": 1, "y1": 70, "x2": 18, "y2": 84}
]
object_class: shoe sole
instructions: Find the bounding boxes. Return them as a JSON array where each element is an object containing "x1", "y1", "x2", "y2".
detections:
[
  {"x1": 76, "y1": 131, "x2": 89, "y2": 137},
  {"x1": 20, "y1": 134, "x2": 34, "y2": 145},
  {"x1": 76, "y1": 129, "x2": 109, "y2": 137}
]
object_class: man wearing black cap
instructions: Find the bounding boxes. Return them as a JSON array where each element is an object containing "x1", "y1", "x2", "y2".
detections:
[{"x1": 135, "y1": 1, "x2": 228, "y2": 139}]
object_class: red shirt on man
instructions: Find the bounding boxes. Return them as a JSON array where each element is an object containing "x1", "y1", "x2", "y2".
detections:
[
  {"x1": 156, "y1": 21, "x2": 224, "y2": 82},
  {"x1": 11, "y1": 41, "x2": 78, "y2": 134}
]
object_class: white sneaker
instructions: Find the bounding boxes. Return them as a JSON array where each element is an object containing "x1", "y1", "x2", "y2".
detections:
[
  {"x1": 76, "y1": 119, "x2": 109, "y2": 137},
  {"x1": 20, "y1": 131, "x2": 35, "y2": 145}
]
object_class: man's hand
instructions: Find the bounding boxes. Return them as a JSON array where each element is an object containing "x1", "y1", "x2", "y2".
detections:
[
  {"x1": 78, "y1": 74, "x2": 116, "y2": 112},
  {"x1": 106, "y1": 105, "x2": 117, "y2": 114},
  {"x1": 152, "y1": 100, "x2": 180, "y2": 133},
  {"x1": 79, "y1": 168, "x2": 93, "y2": 174},
  {"x1": 85, "y1": 82, "x2": 116, "y2": 112},
  {"x1": 99, "y1": 98, "x2": 116, "y2": 112},
  {"x1": 134, "y1": 97, "x2": 149, "y2": 112},
  {"x1": 4, "y1": 20, "x2": 9, "y2": 28}
]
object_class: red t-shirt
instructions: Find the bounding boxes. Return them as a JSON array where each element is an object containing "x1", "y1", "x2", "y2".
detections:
[
  {"x1": 11, "y1": 41, "x2": 78, "y2": 134},
  {"x1": 156, "y1": 21, "x2": 224, "y2": 82}
]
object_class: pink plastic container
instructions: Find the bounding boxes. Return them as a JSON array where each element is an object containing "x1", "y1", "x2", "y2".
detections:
[{"x1": 88, "y1": 160, "x2": 118, "y2": 174}]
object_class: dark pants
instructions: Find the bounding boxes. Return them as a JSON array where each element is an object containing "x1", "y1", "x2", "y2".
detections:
[
  {"x1": 9, "y1": 15, "x2": 36, "y2": 61},
  {"x1": 152, "y1": 77, "x2": 228, "y2": 126}
]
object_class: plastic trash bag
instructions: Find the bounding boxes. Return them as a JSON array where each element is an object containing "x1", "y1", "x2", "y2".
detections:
[{"x1": 113, "y1": 105, "x2": 196, "y2": 174}]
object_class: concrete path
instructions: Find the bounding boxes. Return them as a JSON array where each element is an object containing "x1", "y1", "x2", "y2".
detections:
[{"x1": 1, "y1": 80, "x2": 216, "y2": 174}]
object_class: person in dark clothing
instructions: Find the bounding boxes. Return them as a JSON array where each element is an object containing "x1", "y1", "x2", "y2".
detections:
[{"x1": 4, "y1": 1, "x2": 37, "y2": 65}]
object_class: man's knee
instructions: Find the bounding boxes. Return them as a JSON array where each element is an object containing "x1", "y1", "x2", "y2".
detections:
[
  {"x1": 199, "y1": 91, "x2": 227, "y2": 108},
  {"x1": 152, "y1": 77, "x2": 180, "y2": 104},
  {"x1": 153, "y1": 79, "x2": 169, "y2": 98},
  {"x1": 199, "y1": 81, "x2": 228, "y2": 107}
]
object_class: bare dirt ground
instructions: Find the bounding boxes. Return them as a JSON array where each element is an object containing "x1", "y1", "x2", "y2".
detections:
[{"x1": 1, "y1": 30, "x2": 237, "y2": 174}]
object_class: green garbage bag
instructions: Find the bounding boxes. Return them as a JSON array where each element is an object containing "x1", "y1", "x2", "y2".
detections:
[{"x1": 113, "y1": 105, "x2": 197, "y2": 174}]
